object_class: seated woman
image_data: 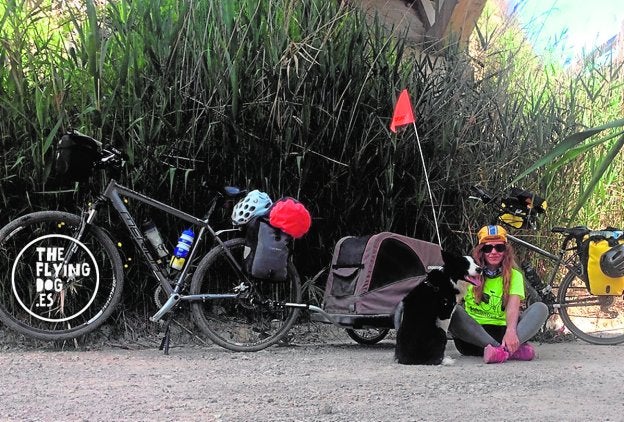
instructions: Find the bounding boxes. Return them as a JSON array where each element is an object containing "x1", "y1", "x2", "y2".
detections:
[{"x1": 449, "y1": 225, "x2": 549, "y2": 363}]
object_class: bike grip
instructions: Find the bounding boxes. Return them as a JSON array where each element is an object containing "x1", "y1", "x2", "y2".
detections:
[
  {"x1": 551, "y1": 227, "x2": 565, "y2": 233},
  {"x1": 113, "y1": 147, "x2": 129, "y2": 161},
  {"x1": 102, "y1": 146, "x2": 128, "y2": 161},
  {"x1": 469, "y1": 185, "x2": 493, "y2": 204}
]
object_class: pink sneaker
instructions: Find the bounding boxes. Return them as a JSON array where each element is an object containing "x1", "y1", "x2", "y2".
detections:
[
  {"x1": 509, "y1": 343, "x2": 535, "y2": 361},
  {"x1": 483, "y1": 344, "x2": 509, "y2": 364}
]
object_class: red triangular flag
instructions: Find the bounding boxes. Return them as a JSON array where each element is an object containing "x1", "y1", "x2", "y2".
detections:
[{"x1": 389, "y1": 89, "x2": 415, "y2": 133}]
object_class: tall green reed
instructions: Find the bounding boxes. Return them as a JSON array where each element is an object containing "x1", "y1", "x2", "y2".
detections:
[{"x1": 1, "y1": 0, "x2": 623, "y2": 311}]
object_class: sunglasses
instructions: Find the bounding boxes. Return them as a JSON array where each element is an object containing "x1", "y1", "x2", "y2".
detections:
[{"x1": 482, "y1": 244, "x2": 506, "y2": 253}]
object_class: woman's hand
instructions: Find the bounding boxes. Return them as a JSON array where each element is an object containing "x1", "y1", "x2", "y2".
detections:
[{"x1": 501, "y1": 329, "x2": 520, "y2": 355}]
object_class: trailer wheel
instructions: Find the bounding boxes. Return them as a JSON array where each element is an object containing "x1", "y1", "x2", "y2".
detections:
[{"x1": 345, "y1": 328, "x2": 389, "y2": 345}]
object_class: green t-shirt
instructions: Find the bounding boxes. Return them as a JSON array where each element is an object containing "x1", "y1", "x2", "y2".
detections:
[{"x1": 463, "y1": 268, "x2": 525, "y2": 326}]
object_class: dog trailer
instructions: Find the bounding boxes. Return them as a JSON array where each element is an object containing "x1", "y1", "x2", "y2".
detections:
[{"x1": 309, "y1": 232, "x2": 443, "y2": 343}]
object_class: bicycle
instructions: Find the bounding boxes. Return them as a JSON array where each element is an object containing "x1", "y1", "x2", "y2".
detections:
[
  {"x1": 469, "y1": 185, "x2": 624, "y2": 345},
  {"x1": 0, "y1": 131, "x2": 302, "y2": 352}
]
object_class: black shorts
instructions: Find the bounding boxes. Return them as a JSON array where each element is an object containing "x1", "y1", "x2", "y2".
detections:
[{"x1": 453, "y1": 324, "x2": 507, "y2": 356}]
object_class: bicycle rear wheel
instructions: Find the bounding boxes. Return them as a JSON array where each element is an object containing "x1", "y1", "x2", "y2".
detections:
[
  {"x1": 558, "y1": 267, "x2": 624, "y2": 345},
  {"x1": 0, "y1": 211, "x2": 124, "y2": 341},
  {"x1": 190, "y1": 238, "x2": 301, "y2": 352}
]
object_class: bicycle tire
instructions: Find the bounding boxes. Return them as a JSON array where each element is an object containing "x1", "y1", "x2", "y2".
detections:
[
  {"x1": 558, "y1": 266, "x2": 624, "y2": 345},
  {"x1": 190, "y1": 238, "x2": 301, "y2": 352},
  {"x1": 0, "y1": 211, "x2": 124, "y2": 341},
  {"x1": 345, "y1": 328, "x2": 389, "y2": 345}
]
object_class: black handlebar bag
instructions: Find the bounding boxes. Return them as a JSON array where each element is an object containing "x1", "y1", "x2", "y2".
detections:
[{"x1": 54, "y1": 132, "x2": 101, "y2": 182}]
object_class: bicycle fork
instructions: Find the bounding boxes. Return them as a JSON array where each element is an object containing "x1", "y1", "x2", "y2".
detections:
[{"x1": 48, "y1": 204, "x2": 102, "y2": 317}]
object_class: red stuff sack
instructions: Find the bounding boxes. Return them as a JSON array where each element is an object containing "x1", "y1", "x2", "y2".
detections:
[{"x1": 268, "y1": 198, "x2": 312, "y2": 239}]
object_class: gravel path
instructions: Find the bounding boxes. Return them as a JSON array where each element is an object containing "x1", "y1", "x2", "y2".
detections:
[{"x1": 1, "y1": 325, "x2": 623, "y2": 422}]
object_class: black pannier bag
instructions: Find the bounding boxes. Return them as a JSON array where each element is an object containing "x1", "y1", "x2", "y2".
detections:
[
  {"x1": 244, "y1": 217, "x2": 292, "y2": 282},
  {"x1": 54, "y1": 132, "x2": 101, "y2": 182}
]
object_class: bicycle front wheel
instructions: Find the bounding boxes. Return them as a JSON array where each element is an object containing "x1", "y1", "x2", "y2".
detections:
[
  {"x1": 0, "y1": 211, "x2": 124, "y2": 341},
  {"x1": 558, "y1": 267, "x2": 624, "y2": 345},
  {"x1": 190, "y1": 238, "x2": 302, "y2": 352}
]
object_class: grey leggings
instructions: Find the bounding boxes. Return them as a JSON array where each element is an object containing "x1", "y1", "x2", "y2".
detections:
[{"x1": 448, "y1": 302, "x2": 549, "y2": 349}]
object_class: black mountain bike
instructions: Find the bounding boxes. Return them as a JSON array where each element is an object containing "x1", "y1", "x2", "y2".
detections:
[
  {"x1": 470, "y1": 186, "x2": 624, "y2": 345},
  {"x1": 0, "y1": 131, "x2": 301, "y2": 352}
]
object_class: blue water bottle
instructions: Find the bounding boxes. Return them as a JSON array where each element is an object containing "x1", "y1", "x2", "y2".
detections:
[{"x1": 170, "y1": 228, "x2": 195, "y2": 270}]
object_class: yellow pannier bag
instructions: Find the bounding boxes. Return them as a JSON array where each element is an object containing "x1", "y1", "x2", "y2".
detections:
[{"x1": 582, "y1": 232, "x2": 624, "y2": 296}]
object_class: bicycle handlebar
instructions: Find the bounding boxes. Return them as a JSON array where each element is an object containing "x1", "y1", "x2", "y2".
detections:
[
  {"x1": 469, "y1": 185, "x2": 496, "y2": 204},
  {"x1": 95, "y1": 140, "x2": 247, "y2": 201},
  {"x1": 92, "y1": 145, "x2": 128, "y2": 172},
  {"x1": 469, "y1": 185, "x2": 594, "y2": 239}
]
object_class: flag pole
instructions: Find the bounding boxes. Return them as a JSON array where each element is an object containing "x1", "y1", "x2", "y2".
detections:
[
  {"x1": 389, "y1": 89, "x2": 441, "y2": 247},
  {"x1": 412, "y1": 121, "x2": 441, "y2": 247}
]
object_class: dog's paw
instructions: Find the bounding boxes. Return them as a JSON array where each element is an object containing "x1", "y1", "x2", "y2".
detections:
[{"x1": 441, "y1": 356, "x2": 455, "y2": 366}]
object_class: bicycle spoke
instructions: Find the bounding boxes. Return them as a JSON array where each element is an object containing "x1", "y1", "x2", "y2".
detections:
[
  {"x1": 0, "y1": 212, "x2": 124, "y2": 341},
  {"x1": 559, "y1": 271, "x2": 624, "y2": 344},
  {"x1": 190, "y1": 238, "x2": 301, "y2": 351},
  {"x1": 346, "y1": 328, "x2": 390, "y2": 345}
]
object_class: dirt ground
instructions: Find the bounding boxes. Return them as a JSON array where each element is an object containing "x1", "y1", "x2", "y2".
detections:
[{"x1": 1, "y1": 324, "x2": 624, "y2": 422}]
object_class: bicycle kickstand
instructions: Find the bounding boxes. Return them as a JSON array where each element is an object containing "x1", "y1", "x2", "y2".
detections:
[{"x1": 159, "y1": 316, "x2": 173, "y2": 355}]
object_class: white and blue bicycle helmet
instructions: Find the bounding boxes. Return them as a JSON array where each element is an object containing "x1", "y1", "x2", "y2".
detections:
[{"x1": 231, "y1": 190, "x2": 273, "y2": 225}]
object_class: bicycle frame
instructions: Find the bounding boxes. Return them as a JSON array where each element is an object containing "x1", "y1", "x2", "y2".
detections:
[
  {"x1": 508, "y1": 231, "x2": 593, "y2": 315},
  {"x1": 86, "y1": 179, "x2": 248, "y2": 321},
  {"x1": 508, "y1": 233, "x2": 577, "y2": 284}
]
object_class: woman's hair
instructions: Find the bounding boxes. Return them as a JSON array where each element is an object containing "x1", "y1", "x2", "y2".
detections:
[{"x1": 471, "y1": 241, "x2": 519, "y2": 307}]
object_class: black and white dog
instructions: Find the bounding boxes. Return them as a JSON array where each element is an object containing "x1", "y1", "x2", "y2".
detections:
[{"x1": 394, "y1": 250, "x2": 482, "y2": 365}]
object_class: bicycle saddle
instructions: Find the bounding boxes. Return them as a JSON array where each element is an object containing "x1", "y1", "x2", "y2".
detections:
[{"x1": 223, "y1": 186, "x2": 247, "y2": 198}]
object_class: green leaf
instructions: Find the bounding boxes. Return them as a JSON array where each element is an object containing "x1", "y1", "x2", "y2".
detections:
[
  {"x1": 168, "y1": 167, "x2": 176, "y2": 197},
  {"x1": 567, "y1": 133, "x2": 624, "y2": 221},
  {"x1": 545, "y1": 130, "x2": 624, "y2": 177},
  {"x1": 184, "y1": 168, "x2": 193, "y2": 191},
  {"x1": 510, "y1": 118, "x2": 624, "y2": 185},
  {"x1": 10, "y1": 156, "x2": 25, "y2": 170},
  {"x1": 42, "y1": 117, "x2": 63, "y2": 156}
]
